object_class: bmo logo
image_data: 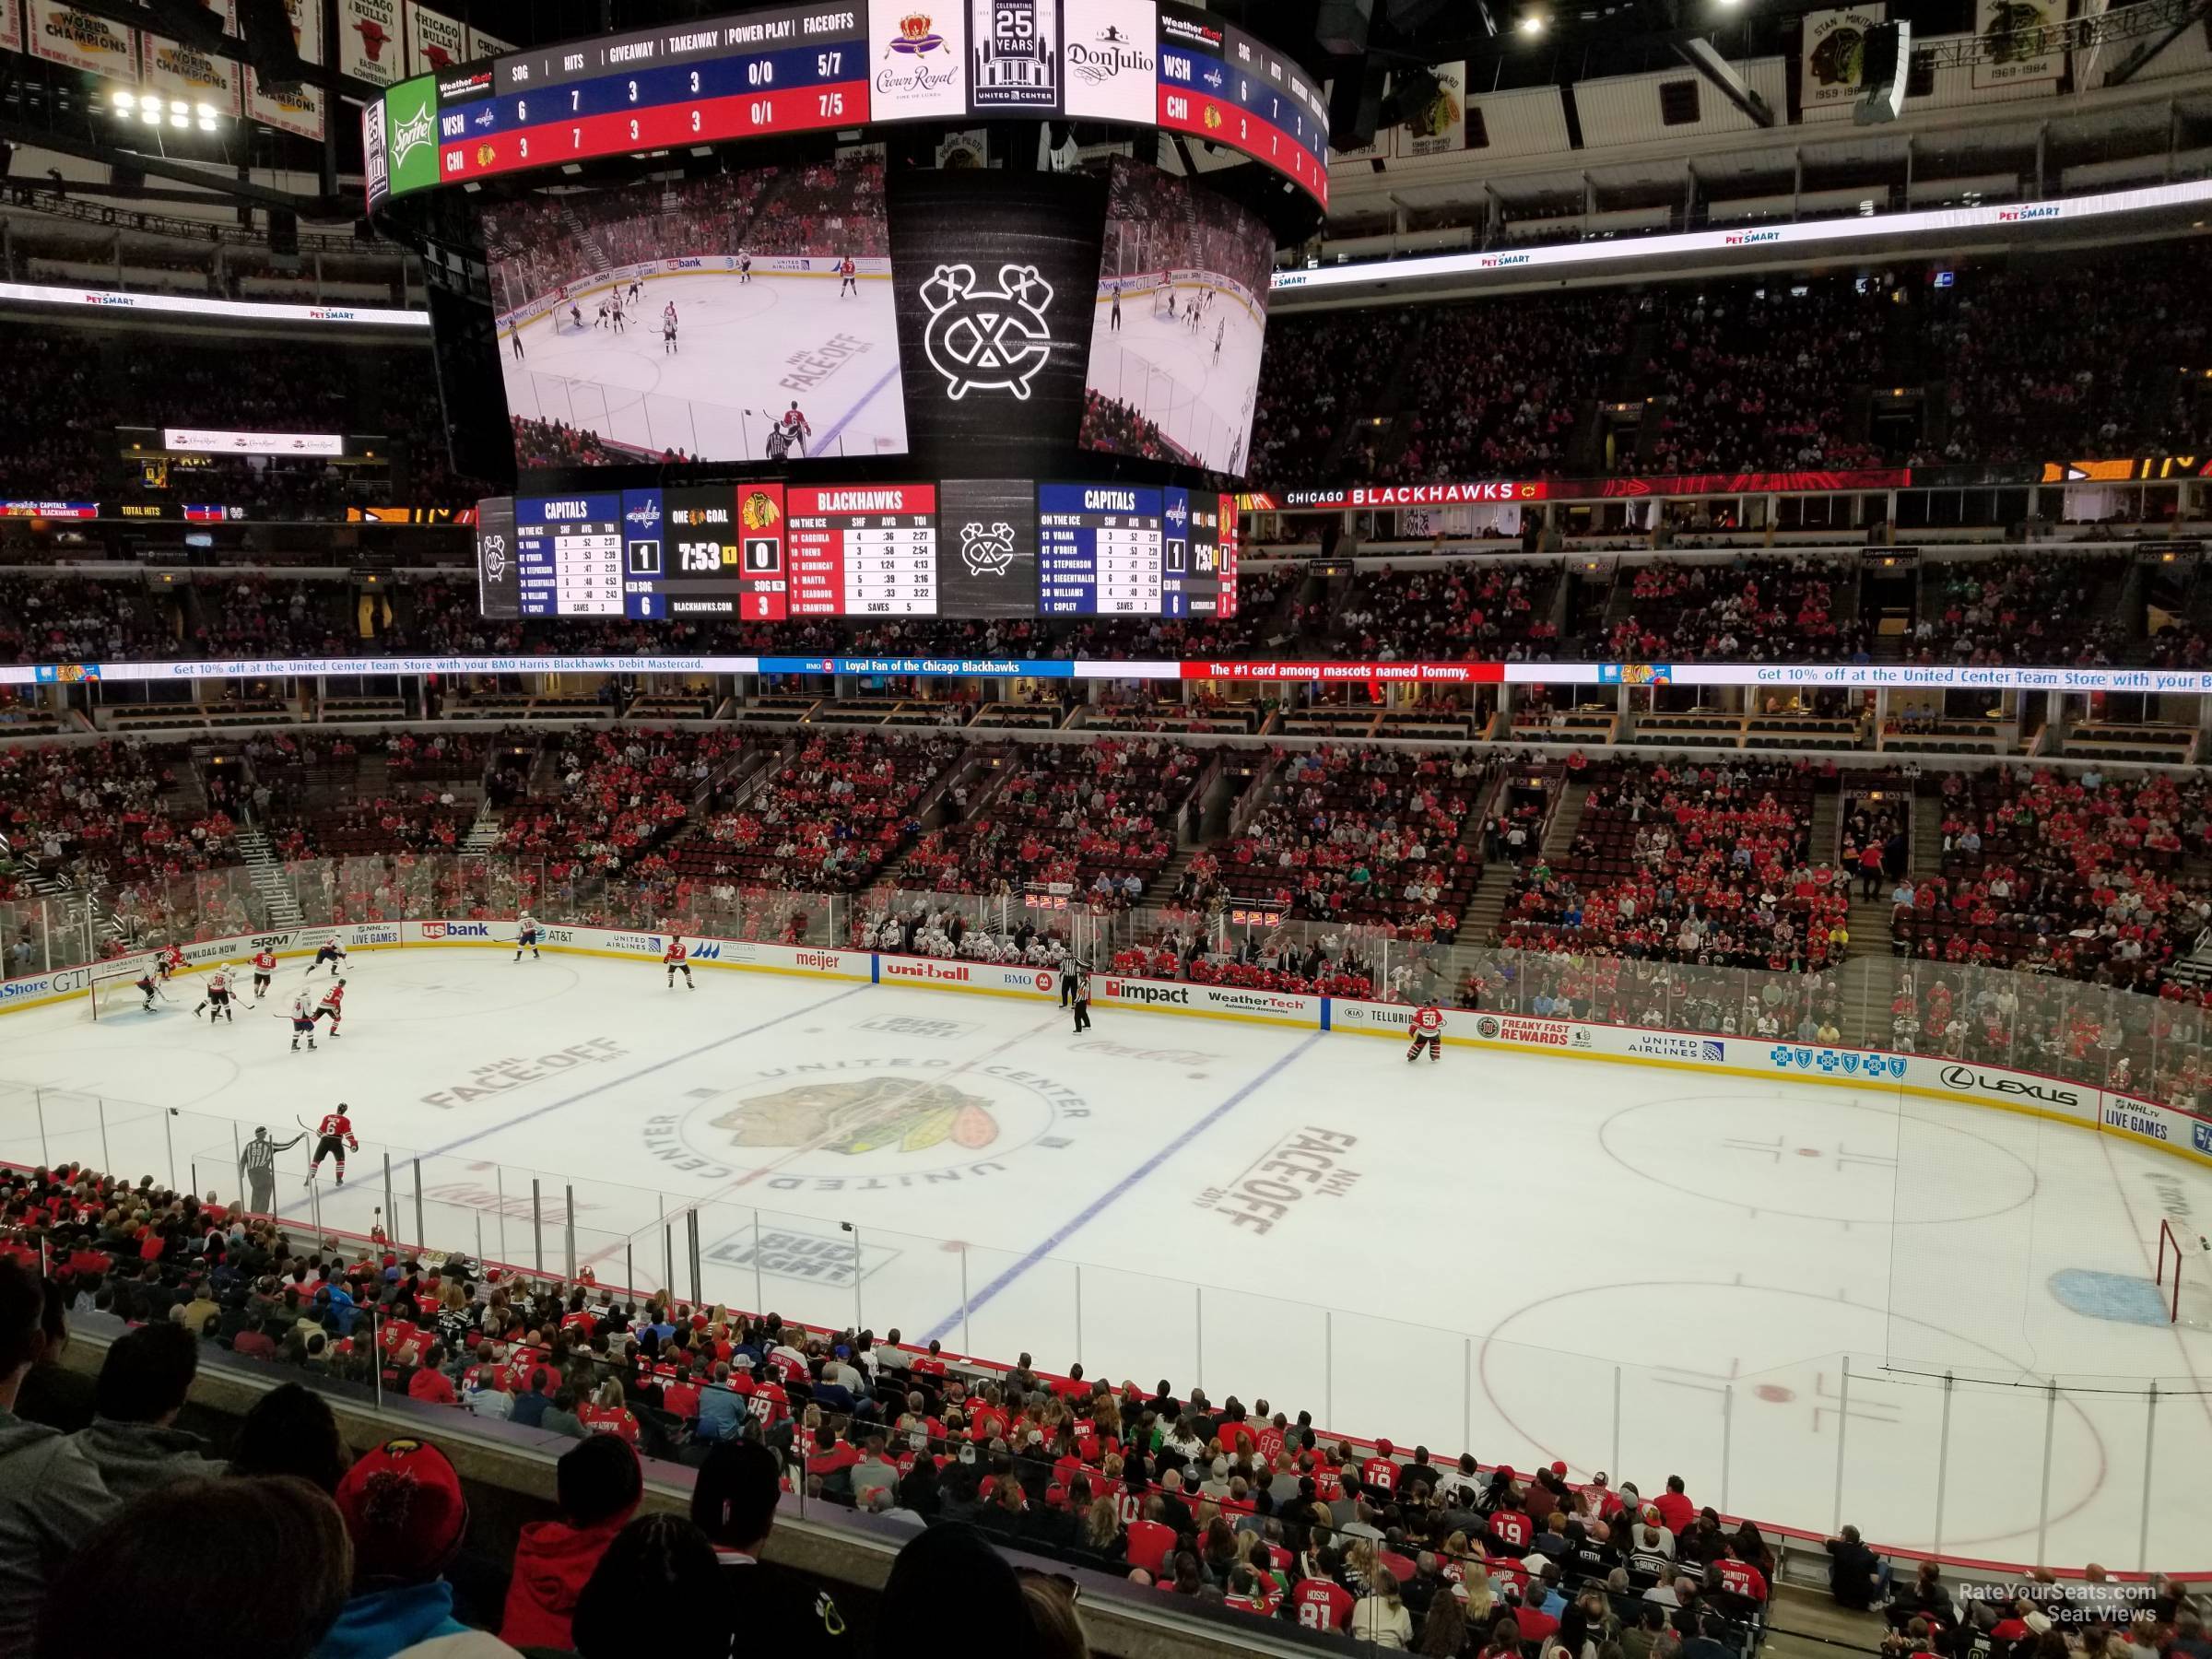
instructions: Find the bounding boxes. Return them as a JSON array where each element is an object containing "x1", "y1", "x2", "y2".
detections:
[{"x1": 420, "y1": 921, "x2": 491, "y2": 941}]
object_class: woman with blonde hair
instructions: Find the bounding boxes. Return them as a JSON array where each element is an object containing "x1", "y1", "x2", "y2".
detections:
[
  {"x1": 1460, "y1": 1559, "x2": 1494, "y2": 1625},
  {"x1": 1080, "y1": 1496, "x2": 1126, "y2": 1568},
  {"x1": 1353, "y1": 1569, "x2": 1414, "y2": 1649}
]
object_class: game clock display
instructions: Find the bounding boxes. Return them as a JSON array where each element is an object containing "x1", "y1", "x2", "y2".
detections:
[{"x1": 474, "y1": 482, "x2": 1235, "y2": 622}]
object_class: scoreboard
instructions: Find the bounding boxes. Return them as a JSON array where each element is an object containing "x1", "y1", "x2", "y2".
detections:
[
  {"x1": 1039, "y1": 483, "x2": 1164, "y2": 616},
  {"x1": 476, "y1": 480, "x2": 1235, "y2": 624},
  {"x1": 787, "y1": 485, "x2": 940, "y2": 617},
  {"x1": 374, "y1": 2, "x2": 1327, "y2": 212}
]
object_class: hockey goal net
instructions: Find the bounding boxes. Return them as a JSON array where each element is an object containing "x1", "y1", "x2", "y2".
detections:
[
  {"x1": 2157, "y1": 1218, "x2": 2212, "y2": 1330},
  {"x1": 81, "y1": 962, "x2": 158, "y2": 1022}
]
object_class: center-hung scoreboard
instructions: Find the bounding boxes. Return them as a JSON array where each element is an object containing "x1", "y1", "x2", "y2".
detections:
[
  {"x1": 370, "y1": 2, "x2": 1328, "y2": 211},
  {"x1": 476, "y1": 479, "x2": 1237, "y2": 622}
]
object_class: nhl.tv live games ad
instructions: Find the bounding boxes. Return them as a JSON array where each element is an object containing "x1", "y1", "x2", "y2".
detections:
[{"x1": 482, "y1": 154, "x2": 907, "y2": 468}]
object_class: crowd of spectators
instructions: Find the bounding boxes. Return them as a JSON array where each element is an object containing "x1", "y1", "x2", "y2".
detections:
[
  {"x1": 1077, "y1": 391, "x2": 1181, "y2": 465},
  {"x1": 1903, "y1": 555, "x2": 2127, "y2": 669},
  {"x1": 0, "y1": 739, "x2": 239, "y2": 893},
  {"x1": 1630, "y1": 287, "x2": 1888, "y2": 477},
  {"x1": 496, "y1": 728, "x2": 743, "y2": 881},
  {"x1": 0, "y1": 547, "x2": 2171, "y2": 676},
  {"x1": 1205, "y1": 745, "x2": 1486, "y2": 938},
  {"x1": 669, "y1": 732, "x2": 955, "y2": 891},
  {"x1": 1248, "y1": 308, "x2": 1424, "y2": 486},
  {"x1": 1338, "y1": 561, "x2": 1560, "y2": 662},
  {"x1": 1606, "y1": 558, "x2": 1862, "y2": 665},
  {"x1": 0, "y1": 575, "x2": 175, "y2": 665},
  {"x1": 1893, "y1": 765, "x2": 2212, "y2": 988},
  {"x1": 1499, "y1": 759, "x2": 1850, "y2": 975},
  {"x1": 1385, "y1": 293, "x2": 1635, "y2": 482},
  {"x1": 898, "y1": 738, "x2": 1203, "y2": 904}
]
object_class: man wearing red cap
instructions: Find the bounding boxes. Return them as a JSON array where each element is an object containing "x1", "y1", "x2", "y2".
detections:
[{"x1": 322, "y1": 1437, "x2": 474, "y2": 1659}]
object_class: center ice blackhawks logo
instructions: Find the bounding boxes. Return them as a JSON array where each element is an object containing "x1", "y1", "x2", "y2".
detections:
[
  {"x1": 919, "y1": 263, "x2": 1054, "y2": 400},
  {"x1": 959, "y1": 521, "x2": 1017, "y2": 577},
  {"x1": 710, "y1": 1077, "x2": 1001, "y2": 1154}
]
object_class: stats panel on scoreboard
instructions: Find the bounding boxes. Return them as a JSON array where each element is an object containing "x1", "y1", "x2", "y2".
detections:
[{"x1": 474, "y1": 482, "x2": 1233, "y2": 623}]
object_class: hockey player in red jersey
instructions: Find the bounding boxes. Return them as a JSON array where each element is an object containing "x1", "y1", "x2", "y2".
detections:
[
  {"x1": 1406, "y1": 1003, "x2": 1443, "y2": 1063},
  {"x1": 156, "y1": 943, "x2": 185, "y2": 981},
  {"x1": 665, "y1": 937, "x2": 694, "y2": 989},
  {"x1": 308, "y1": 1104, "x2": 359, "y2": 1184},
  {"x1": 313, "y1": 978, "x2": 347, "y2": 1039},
  {"x1": 251, "y1": 947, "x2": 277, "y2": 999}
]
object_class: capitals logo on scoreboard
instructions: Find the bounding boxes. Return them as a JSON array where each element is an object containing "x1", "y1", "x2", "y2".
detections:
[{"x1": 971, "y1": 0, "x2": 1057, "y2": 110}]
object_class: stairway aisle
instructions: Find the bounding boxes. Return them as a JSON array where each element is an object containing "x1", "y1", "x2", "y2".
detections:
[{"x1": 235, "y1": 827, "x2": 305, "y2": 927}]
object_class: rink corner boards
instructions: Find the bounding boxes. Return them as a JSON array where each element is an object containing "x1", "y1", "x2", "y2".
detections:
[{"x1": 6, "y1": 919, "x2": 2207, "y2": 1171}]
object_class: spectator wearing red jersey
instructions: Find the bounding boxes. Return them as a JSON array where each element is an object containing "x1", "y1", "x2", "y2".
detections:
[
  {"x1": 501, "y1": 1434, "x2": 643, "y2": 1650},
  {"x1": 1652, "y1": 1475, "x2": 1697, "y2": 1538},
  {"x1": 1290, "y1": 1552, "x2": 1357, "y2": 1634},
  {"x1": 578, "y1": 1378, "x2": 640, "y2": 1445},
  {"x1": 1360, "y1": 1438, "x2": 1401, "y2": 1497},
  {"x1": 1125, "y1": 1496, "x2": 1178, "y2": 1579}
]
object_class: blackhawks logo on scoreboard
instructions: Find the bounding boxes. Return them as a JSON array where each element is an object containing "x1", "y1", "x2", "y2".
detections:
[
  {"x1": 740, "y1": 489, "x2": 782, "y2": 530},
  {"x1": 919, "y1": 262, "x2": 1056, "y2": 401}
]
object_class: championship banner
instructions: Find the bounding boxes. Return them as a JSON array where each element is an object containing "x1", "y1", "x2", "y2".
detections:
[
  {"x1": 403, "y1": 0, "x2": 463, "y2": 75},
  {"x1": 337, "y1": 0, "x2": 400, "y2": 85},
  {"x1": 245, "y1": 0, "x2": 324, "y2": 140},
  {"x1": 27, "y1": 3, "x2": 135, "y2": 78},
  {"x1": 140, "y1": 0, "x2": 241, "y2": 119},
  {"x1": 464, "y1": 24, "x2": 513, "y2": 61},
  {"x1": 1972, "y1": 0, "x2": 2061, "y2": 88},
  {"x1": 1396, "y1": 59, "x2": 1465, "y2": 158},
  {"x1": 0, "y1": 2, "x2": 23, "y2": 57},
  {"x1": 1799, "y1": 6, "x2": 1883, "y2": 112}
]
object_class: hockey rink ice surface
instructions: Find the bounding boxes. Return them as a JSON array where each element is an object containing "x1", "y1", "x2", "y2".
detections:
[
  {"x1": 1088, "y1": 282, "x2": 1265, "y2": 475},
  {"x1": 502, "y1": 271, "x2": 908, "y2": 461},
  {"x1": 6, "y1": 949, "x2": 2210, "y2": 1567}
]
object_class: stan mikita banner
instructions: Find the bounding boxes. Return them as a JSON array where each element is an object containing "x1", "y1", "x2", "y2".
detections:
[{"x1": 1798, "y1": 6, "x2": 1884, "y2": 112}]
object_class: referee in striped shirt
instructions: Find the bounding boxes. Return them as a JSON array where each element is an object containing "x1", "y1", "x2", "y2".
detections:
[{"x1": 239, "y1": 1126, "x2": 304, "y2": 1216}]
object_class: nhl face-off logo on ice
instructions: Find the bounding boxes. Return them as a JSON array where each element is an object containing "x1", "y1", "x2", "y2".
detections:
[{"x1": 920, "y1": 264, "x2": 1055, "y2": 400}]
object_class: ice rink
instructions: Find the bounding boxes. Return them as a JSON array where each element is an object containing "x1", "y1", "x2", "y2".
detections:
[
  {"x1": 1088, "y1": 281, "x2": 1265, "y2": 474},
  {"x1": 5, "y1": 947, "x2": 2208, "y2": 1567},
  {"x1": 502, "y1": 270, "x2": 908, "y2": 462}
]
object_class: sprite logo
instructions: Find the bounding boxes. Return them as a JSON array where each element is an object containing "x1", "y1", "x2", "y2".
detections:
[{"x1": 384, "y1": 76, "x2": 441, "y2": 197}]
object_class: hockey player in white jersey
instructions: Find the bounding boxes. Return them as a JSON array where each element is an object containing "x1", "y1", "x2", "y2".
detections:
[
  {"x1": 193, "y1": 965, "x2": 236, "y2": 1024},
  {"x1": 515, "y1": 912, "x2": 542, "y2": 962},
  {"x1": 288, "y1": 988, "x2": 320, "y2": 1053}
]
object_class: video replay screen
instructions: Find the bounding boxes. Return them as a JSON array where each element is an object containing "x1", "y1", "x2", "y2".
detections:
[
  {"x1": 1080, "y1": 158, "x2": 1275, "y2": 477},
  {"x1": 480, "y1": 153, "x2": 907, "y2": 468}
]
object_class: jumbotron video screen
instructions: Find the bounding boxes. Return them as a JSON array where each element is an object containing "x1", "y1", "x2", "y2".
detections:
[
  {"x1": 1080, "y1": 158, "x2": 1274, "y2": 476},
  {"x1": 482, "y1": 153, "x2": 907, "y2": 468}
]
